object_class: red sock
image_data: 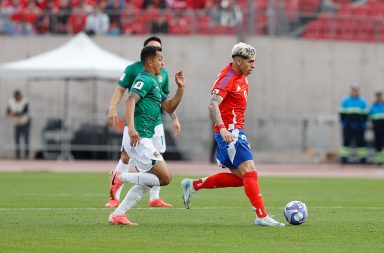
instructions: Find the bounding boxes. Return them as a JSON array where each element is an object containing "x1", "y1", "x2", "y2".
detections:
[
  {"x1": 243, "y1": 171, "x2": 267, "y2": 218},
  {"x1": 193, "y1": 173, "x2": 243, "y2": 191}
]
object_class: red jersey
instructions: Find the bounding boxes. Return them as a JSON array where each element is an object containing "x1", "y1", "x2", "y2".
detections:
[{"x1": 211, "y1": 63, "x2": 249, "y2": 133}]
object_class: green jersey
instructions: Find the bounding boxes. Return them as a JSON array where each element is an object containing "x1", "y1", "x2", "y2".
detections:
[
  {"x1": 119, "y1": 61, "x2": 169, "y2": 126},
  {"x1": 130, "y1": 70, "x2": 168, "y2": 138}
]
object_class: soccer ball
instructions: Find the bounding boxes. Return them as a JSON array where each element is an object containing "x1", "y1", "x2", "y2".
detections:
[{"x1": 284, "y1": 200, "x2": 308, "y2": 225}]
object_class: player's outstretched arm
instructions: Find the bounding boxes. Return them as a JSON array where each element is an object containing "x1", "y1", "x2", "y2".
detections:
[
  {"x1": 125, "y1": 92, "x2": 141, "y2": 147},
  {"x1": 162, "y1": 71, "x2": 186, "y2": 114},
  {"x1": 108, "y1": 86, "x2": 126, "y2": 128},
  {"x1": 209, "y1": 94, "x2": 234, "y2": 143}
]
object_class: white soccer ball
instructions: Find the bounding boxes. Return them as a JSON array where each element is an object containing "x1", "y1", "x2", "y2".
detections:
[{"x1": 284, "y1": 200, "x2": 309, "y2": 225}]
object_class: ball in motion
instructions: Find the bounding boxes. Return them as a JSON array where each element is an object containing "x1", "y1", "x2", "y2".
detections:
[{"x1": 284, "y1": 200, "x2": 308, "y2": 225}]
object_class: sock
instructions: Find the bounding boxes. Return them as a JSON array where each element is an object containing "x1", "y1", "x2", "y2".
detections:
[
  {"x1": 115, "y1": 159, "x2": 130, "y2": 173},
  {"x1": 119, "y1": 172, "x2": 160, "y2": 187},
  {"x1": 110, "y1": 160, "x2": 129, "y2": 200},
  {"x1": 113, "y1": 185, "x2": 150, "y2": 215},
  {"x1": 193, "y1": 173, "x2": 243, "y2": 191},
  {"x1": 242, "y1": 171, "x2": 267, "y2": 218},
  {"x1": 149, "y1": 186, "x2": 160, "y2": 201},
  {"x1": 115, "y1": 184, "x2": 124, "y2": 201}
]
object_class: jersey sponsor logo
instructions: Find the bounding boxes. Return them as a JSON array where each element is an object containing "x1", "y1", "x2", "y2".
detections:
[
  {"x1": 119, "y1": 73, "x2": 125, "y2": 81},
  {"x1": 236, "y1": 85, "x2": 241, "y2": 92},
  {"x1": 157, "y1": 75, "x2": 163, "y2": 83},
  {"x1": 133, "y1": 81, "x2": 144, "y2": 90}
]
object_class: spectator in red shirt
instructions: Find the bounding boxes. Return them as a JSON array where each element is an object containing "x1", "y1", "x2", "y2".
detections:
[{"x1": 67, "y1": 4, "x2": 86, "y2": 33}]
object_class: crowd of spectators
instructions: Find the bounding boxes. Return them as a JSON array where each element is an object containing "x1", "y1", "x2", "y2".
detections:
[
  {"x1": 0, "y1": 0, "x2": 244, "y2": 35},
  {"x1": 1, "y1": 0, "x2": 383, "y2": 39}
]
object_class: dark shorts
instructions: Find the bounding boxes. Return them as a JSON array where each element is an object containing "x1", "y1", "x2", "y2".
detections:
[{"x1": 214, "y1": 129, "x2": 253, "y2": 169}]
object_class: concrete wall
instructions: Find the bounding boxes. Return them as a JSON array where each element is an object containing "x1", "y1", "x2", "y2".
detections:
[{"x1": 1, "y1": 35, "x2": 383, "y2": 161}]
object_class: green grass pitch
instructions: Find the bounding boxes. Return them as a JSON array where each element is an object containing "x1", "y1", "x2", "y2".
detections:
[{"x1": 0, "y1": 172, "x2": 383, "y2": 253}]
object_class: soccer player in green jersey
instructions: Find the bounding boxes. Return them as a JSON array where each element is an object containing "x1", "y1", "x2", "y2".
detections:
[
  {"x1": 108, "y1": 45, "x2": 185, "y2": 225},
  {"x1": 105, "y1": 37, "x2": 180, "y2": 209}
]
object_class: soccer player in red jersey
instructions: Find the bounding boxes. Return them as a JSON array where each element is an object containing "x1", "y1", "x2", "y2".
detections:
[{"x1": 181, "y1": 42, "x2": 285, "y2": 227}]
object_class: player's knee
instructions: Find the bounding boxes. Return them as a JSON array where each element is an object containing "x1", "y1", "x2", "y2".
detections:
[
  {"x1": 238, "y1": 161, "x2": 257, "y2": 175},
  {"x1": 120, "y1": 152, "x2": 129, "y2": 164},
  {"x1": 159, "y1": 174, "x2": 172, "y2": 186}
]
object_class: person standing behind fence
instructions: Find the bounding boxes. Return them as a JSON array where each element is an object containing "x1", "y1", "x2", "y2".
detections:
[
  {"x1": 369, "y1": 90, "x2": 384, "y2": 165},
  {"x1": 6, "y1": 90, "x2": 31, "y2": 159},
  {"x1": 338, "y1": 83, "x2": 368, "y2": 164}
]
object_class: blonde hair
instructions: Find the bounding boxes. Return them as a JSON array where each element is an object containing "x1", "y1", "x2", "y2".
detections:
[{"x1": 231, "y1": 42, "x2": 256, "y2": 59}]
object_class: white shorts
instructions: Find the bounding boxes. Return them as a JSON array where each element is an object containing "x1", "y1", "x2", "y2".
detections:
[
  {"x1": 122, "y1": 128, "x2": 164, "y2": 172},
  {"x1": 152, "y1": 124, "x2": 166, "y2": 153},
  {"x1": 121, "y1": 124, "x2": 166, "y2": 153}
]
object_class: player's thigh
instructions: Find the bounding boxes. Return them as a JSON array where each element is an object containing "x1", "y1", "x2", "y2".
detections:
[
  {"x1": 237, "y1": 160, "x2": 257, "y2": 175},
  {"x1": 148, "y1": 160, "x2": 172, "y2": 186},
  {"x1": 152, "y1": 124, "x2": 166, "y2": 153},
  {"x1": 127, "y1": 138, "x2": 164, "y2": 173}
]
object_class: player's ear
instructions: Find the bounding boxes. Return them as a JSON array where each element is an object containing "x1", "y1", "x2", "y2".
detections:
[{"x1": 235, "y1": 56, "x2": 242, "y2": 66}]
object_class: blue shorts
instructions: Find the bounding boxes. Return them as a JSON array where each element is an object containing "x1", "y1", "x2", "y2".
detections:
[{"x1": 214, "y1": 129, "x2": 253, "y2": 169}]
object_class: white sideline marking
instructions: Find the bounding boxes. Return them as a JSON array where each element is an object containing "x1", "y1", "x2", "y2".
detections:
[{"x1": 0, "y1": 206, "x2": 383, "y2": 211}]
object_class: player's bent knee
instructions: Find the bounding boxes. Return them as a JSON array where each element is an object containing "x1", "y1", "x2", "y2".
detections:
[
  {"x1": 120, "y1": 152, "x2": 130, "y2": 164},
  {"x1": 238, "y1": 160, "x2": 257, "y2": 175},
  {"x1": 159, "y1": 174, "x2": 172, "y2": 186}
]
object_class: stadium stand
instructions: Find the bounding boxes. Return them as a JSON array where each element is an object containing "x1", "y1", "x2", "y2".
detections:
[{"x1": 0, "y1": 0, "x2": 383, "y2": 42}]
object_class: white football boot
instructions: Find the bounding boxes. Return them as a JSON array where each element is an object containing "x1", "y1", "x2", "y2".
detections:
[
  {"x1": 181, "y1": 178, "x2": 195, "y2": 209},
  {"x1": 255, "y1": 215, "x2": 285, "y2": 227}
]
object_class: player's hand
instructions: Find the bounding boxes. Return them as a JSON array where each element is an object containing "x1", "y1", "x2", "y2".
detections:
[
  {"x1": 175, "y1": 71, "x2": 185, "y2": 88},
  {"x1": 107, "y1": 108, "x2": 118, "y2": 128},
  {"x1": 128, "y1": 128, "x2": 140, "y2": 147},
  {"x1": 172, "y1": 118, "x2": 181, "y2": 137},
  {"x1": 220, "y1": 128, "x2": 234, "y2": 143}
]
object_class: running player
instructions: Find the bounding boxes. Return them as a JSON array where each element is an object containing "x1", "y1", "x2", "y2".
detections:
[
  {"x1": 181, "y1": 42, "x2": 285, "y2": 227},
  {"x1": 105, "y1": 36, "x2": 180, "y2": 208},
  {"x1": 108, "y1": 45, "x2": 186, "y2": 225}
]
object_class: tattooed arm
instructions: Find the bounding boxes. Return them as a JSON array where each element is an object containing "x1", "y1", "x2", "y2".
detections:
[
  {"x1": 208, "y1": 94, "x2": 234, "y2": 143},
  {"x1": 125, "y1": 92, "x2": 141, "y2": 147}
]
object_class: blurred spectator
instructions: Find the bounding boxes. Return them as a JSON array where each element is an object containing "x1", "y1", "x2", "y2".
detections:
[
  {"x1": 169, "y1": 12, "x2": 189, "y2": 34},
  {"x1": 106, "y1": 0, "x2": 123, "y2": 34},
  {"x1": 143, "y1": 0, "x2": 166, "y2": 9},
  {"x1": 85, "y1": 2, "x2": 110, "y2": 35},
  {"x1": 219, "y1": 0, "x2": 242, "y2": 27},
  {"x1": 56, "y1": 0, "x2": 72, "y2": 34},
  {"x1": 67, "y1": 4, "x2": 86, "y2": 33},
  {"x1": 369, "y1": 90, "x2": 384, "y2": 165},
  {"x1": 151, "y1": 13, "x2": 168, "y2": 33},
  {"x1": 121, "y1": 2, "x2": 144, "y2": 34},
  {"x1": 22, "y1": 0, "x2": 40, "y2": 26},
  {"x1": 205, "y1": 0, "x2": 221, "y2": 26},
  {"x1": 338, "y1": 83, "x2": 368, "y2": 164},
  {"x1": 36, "y1": 0, "x2": 58, "y2": 34},
  {"x1": 6, "y1": 90, "x2": 31, "y2": 160}
]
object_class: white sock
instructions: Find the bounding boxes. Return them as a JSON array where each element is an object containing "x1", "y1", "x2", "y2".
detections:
[
  {"x1": 149, "y1": 186, "x2": 160, "y2": 201},
  {"x1": 112, "y1": 160, "x2": 129, "y2": 200},
  {"x1": 114, "y1": 185, "x2": 150, "y2": 215},
  {"x1": 119, "y1": 172, "x2": 160, "y2": 186},
  {"x1": 115, "y1": 184, "x2": 124, "y2": 201},
  {"x1": 115, "y1": 159, "x2": 129, "y2": 173}
]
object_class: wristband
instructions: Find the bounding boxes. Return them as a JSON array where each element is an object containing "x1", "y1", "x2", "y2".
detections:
[{"x1": 217, "y1": 124, "x2": 225, "y2": 130}]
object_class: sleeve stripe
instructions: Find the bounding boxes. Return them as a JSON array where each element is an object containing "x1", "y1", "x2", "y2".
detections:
[{"x1": 218, "y1": 71, "x2": 234, "y2": 89}]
